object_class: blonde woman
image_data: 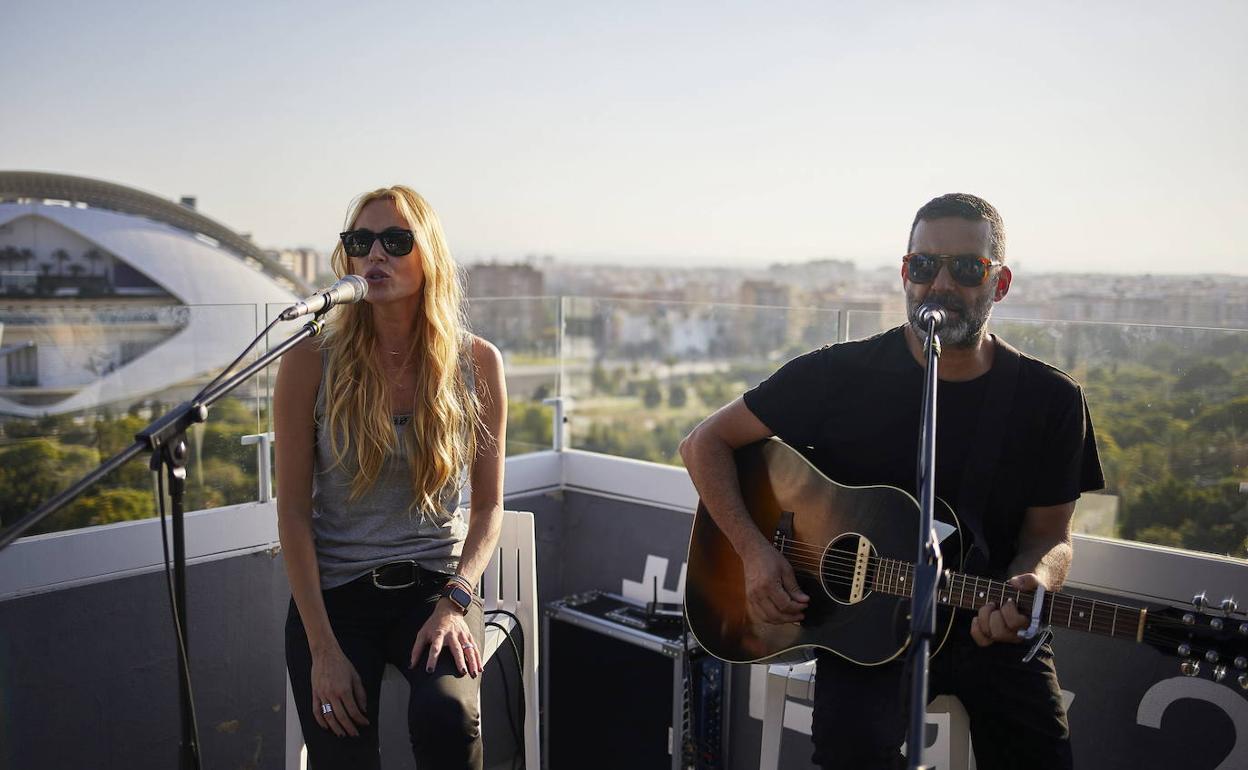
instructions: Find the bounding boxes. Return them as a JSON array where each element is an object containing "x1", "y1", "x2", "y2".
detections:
[{"x1": 275, "y1": 186, "x2": 506, "y2": 769}]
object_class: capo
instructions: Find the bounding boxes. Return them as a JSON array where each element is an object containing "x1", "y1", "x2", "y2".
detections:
[
  {"x1": 1021, "y1": 626, "x2": 1053, "y2": 663},
  {"x1": 1018, "y1": 585, "x2": 1046, "y2": 640}
]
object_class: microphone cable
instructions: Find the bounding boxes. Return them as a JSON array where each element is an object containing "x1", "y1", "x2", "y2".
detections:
[
  {"x1": 190, "y1": 312, "x2": 289, "y2": 405},
  {"x1": 484, "y1": 608, "x2": 527, "y2": 770},
  {"x1": 154, "y1": 465, "x2": 205, "y2": 769}
]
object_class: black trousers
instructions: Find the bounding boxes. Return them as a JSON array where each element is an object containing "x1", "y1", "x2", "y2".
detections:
[
  {"x1": 811, "y1": 631, "x2": 1072, "y2": 770},
  {"x1": 285, "y1": 574, "x2": 485, "y2": 770}
]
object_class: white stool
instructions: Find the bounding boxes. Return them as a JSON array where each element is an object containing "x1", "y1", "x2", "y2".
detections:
[{"x1": 758, "y1": 663, "x2": 976, "y2": 770}]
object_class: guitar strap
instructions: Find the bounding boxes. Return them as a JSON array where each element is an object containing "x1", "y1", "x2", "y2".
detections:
[{"x1": 955, "y1": 334, "x2": 1021, "y2": 575}]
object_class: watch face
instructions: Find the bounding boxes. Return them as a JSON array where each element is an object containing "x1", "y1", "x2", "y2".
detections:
[{"x1": 447, "y1": 585, "x2": 472, "y2": 611}]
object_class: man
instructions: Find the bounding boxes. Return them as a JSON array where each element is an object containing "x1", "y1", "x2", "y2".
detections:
[{"x1": 679, "y1": 193, "x2": 1102, "y2": 769}]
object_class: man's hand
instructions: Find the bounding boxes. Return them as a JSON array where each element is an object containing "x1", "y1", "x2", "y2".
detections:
[
  {"x1": 970, "y1": 573, "x2": 1044, "y2": 647},
  {"x1": 741, "y1": 539, "x2": 810, "y2": 625}
]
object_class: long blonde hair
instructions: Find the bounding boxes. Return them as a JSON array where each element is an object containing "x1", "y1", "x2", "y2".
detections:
[{"x1": 321, "y1": 185, "x2": 480, "y2": 515}]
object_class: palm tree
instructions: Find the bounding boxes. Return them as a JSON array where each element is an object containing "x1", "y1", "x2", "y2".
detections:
[
  {"x1": 84, "y1": 248, "x2": 104, "y2": 277},
  {"x1": 19, "y1": 248, "x2": 34, "y2": 271},
  {"x1": 53, "y1": 249, "x2": 71, "y2": 277}
]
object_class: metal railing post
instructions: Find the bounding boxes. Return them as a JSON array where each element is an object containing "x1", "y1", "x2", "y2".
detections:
[{"x1": 241, "y1": 431, "x2": 275, "y2": 502}]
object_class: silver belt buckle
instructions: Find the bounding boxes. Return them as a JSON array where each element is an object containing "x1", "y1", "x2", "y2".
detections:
[{"x1": 371, "y1": 560, "x2": 419, "y2": 590}]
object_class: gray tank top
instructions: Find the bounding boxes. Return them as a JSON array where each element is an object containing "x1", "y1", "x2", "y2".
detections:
[{"x1": 310, "y1": 344, "x2": 473, "y2": 589}]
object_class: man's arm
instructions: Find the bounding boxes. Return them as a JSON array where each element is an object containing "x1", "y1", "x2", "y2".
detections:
[
  {"x1": 970, "y1": 501, "x2": 1075, "y2": 647},
  {"x1": 679, "y1": 398, "x2": 810, "y2": 624}
]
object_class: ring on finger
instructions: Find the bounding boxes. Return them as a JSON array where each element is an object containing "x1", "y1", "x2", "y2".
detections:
[
  {"x1": 321, "y1": 703, "x2": 334, "y2": 715},
  {"x1": 462, "y1": 642, "x2": 475, "y2": 650}
]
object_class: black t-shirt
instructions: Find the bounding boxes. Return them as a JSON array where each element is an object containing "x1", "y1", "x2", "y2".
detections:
[{"x1": 743, "y1": 326, "x2": 1104, "y2": 577}]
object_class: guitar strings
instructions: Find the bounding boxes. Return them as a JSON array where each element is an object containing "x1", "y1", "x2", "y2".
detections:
[{"x1": 765, "y1": 541, "x2": 1224, "y2": 649}]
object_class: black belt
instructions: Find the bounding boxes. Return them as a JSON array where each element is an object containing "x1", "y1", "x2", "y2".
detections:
[{"x1": 365, "y1": 560, "x2": 448, "y2": 590}]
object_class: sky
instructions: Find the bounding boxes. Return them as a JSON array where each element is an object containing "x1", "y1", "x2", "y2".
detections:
[{"x1": 2, "y1": 1, "x2": 1245, "y2": 274}]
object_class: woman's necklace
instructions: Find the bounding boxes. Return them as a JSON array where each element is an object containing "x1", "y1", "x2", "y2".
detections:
[{"x1": 380, "y1": 347, "x2": 414, "y2": 389}]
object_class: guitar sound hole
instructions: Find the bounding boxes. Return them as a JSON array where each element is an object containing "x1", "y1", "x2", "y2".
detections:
[{"x1": 821, "y1": 533, "x2": 873, "y2": 605}]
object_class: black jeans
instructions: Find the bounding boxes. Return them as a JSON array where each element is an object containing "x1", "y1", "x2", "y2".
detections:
[
  {"x1": 811, "y1": 631, "x2": 1072, "y2": 770},
  {"x1": 285, "y1": 572, "x2": 485, "y2": 770}
]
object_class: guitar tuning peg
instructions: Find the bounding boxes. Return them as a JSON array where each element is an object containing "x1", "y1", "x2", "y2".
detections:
[
  {"x1": 1182, "y1": 612, "x2": 1196, "y2": 626},
  {"x1": 1239, "y1": 622, "x2": 1248, "y2": 636},
  {"x1": 1180, "y1": 658, "x2": 1201, "y2": 677},
  {"x1": 1177, "y1": 643, "x2": 1192, "y2": 657},
  {"x1": 1240, "y1": 673, "x2": 1248, "y2": 691},
  {"x1": 1211, "y1": 618, "x2": 1224, "y2": 631},
  {"x1": 1221, "y1": 597, "x2": 1238, "y2": 615},
  {"x1": 1213, "y1": 664, "x2": 1228, "y2": 682},
  {"x1": 1205, "y1": 649, "x2": 1220, "y2": 664},
  {"x1": 1235, "y1": 656, "x2": 1247, "y2": 670},
  {"x1": 1193, "y1": 591, "x2": 1208, "y2": 610}
]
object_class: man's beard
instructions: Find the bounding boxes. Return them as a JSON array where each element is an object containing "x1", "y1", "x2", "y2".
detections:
[{"x1": 907, "y1": 289, "x2": 994, "y2": 348}]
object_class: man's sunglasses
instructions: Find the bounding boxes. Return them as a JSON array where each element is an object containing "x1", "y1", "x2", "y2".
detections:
[
  {"x1": 340, "y1": 228, "x2": 416, "y2": 258},
  {"x1": 903, "y1": 253, "x2": 1003, "y2": 287}
]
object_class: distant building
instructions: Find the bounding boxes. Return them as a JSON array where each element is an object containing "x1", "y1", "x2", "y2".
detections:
[
  {"x1": 0, "y1": 171, "x2": 301, "y2": 416},
  {"x1": 266, "y1": 247, "x2": 323, "y2": 288},
  {"x1": 738, "y1": 280, "x2": 792, "y2": 352},
  {"x1": 466, "y1": 262, "x2": 548, "y2": 350}
]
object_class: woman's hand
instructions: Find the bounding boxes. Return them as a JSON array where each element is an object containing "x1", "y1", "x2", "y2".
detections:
[
  {"x1": 310, "y1": 647, "x2": 370, "y2": 737},
  {"x1": 410, "y1": 600, "x2": 482, "y2": 677}
]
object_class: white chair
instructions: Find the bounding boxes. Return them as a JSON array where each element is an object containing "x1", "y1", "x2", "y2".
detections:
[
  {"x1": 285, "y1": 510, "x2": 542, "y2": 769},
  {"x1": 758, "y1": 662, "x2": 976, "y2": 770}
]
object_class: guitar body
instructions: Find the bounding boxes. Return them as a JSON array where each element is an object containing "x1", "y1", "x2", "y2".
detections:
[{"x1": 686, "y1": 438, "x2": 964, "y2": 665}]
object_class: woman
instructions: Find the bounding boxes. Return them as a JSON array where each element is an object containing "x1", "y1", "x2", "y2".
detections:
[{"x1": 275, "y1": 185, "x2": 506, "y2": 769}]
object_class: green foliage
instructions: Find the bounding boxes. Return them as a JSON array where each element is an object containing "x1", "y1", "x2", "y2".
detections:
[
  {"x1": 668, "y1": 383, "x2": 687, "y2": 408},
  {"x1": 642, "y1": 379, "x2": 663, "y2": 409},
  {"x1": 507, "y1": 400, "x2": 553, "y2": 454}
]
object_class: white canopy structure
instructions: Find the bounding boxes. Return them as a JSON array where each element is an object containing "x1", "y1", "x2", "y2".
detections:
[{"x1": 0, "y1": 173, "x2": 304, "y2": 416}]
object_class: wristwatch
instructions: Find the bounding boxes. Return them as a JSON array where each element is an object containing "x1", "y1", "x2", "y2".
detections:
[{"x1": 440, "y1": 581, "x2": 472, "y2": 615}]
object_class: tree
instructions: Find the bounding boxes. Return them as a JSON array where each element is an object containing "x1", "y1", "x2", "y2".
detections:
[
  {"x1": 84, "y1": 248, "x2": 105, "y2": 277},
  {"x1": 669, "y1": 383, "x2": 687, "y2": 408},
  {"x1": 642, "y1": 379, "x2": 663, "y2": 409},
  {"x1": 53, "y1": 248, "x2": 71, "y2": 276}
]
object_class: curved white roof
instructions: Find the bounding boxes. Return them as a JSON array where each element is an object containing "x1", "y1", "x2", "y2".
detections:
[{"x1": 0, "y1": 202, "x2": 301, "y2": 416}]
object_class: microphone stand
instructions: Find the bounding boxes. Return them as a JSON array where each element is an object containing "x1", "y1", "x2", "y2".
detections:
[
  {"x1": 0, "y1": 313, "x2": 330, "y2": 770},
  {"x1": 905, "y1": 317, "x2": 943, "y2": 770}
]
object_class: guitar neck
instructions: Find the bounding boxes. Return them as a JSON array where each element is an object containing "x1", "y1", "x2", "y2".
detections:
[{"x1": 871, "y1": 556, "x2": 1147, "y2": 643}]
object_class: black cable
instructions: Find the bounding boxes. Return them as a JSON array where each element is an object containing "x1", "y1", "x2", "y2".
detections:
[
  {"x1": 155, "y1": 467, "x2": 204, "y2": 769},
  {"x1": 485, "y1": 610, "x2": 527, "y2": 770},
  {"x1": 191, "y1": 312, "x2": 287, "y2": 404}
]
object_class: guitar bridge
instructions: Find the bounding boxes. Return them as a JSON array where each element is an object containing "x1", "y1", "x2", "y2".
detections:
[{"x1": 849, "y1": 536, "x2": 872, "y2": 603}]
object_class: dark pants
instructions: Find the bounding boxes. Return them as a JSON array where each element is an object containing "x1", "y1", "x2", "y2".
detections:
[
  {"x1": 285, "y1": 573, "x2": 486, "y2": 770},
  {"x1": 811, "y1": 631, "x2": 1072, "y2": 770}
]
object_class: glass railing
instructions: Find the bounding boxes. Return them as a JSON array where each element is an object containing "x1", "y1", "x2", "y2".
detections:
[
  {"x1": 5, "y1": 295, "x2": 1245, "y2": 563},
  {"x1": 559, "y1": 296, "x2": 843, "y2": 464},
  {"x1": 0, "y1": 298, "x2": 562, "y2": 538},
  {"x1": 560, "y1": 299, "x2": 1246, "y2": 561},
  {"x1": 0, "y1": 302, "x2": 268, "y2": 535}
]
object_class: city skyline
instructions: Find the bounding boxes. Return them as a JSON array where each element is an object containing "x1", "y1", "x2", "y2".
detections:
[{"x1": 3, "y1": 1, "x2": 1245, "y2": 275}]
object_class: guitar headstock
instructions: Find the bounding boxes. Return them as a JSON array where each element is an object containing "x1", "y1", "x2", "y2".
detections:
[{"x1": 1143, "y1": 593, "x2": 1248, "y2": 693}]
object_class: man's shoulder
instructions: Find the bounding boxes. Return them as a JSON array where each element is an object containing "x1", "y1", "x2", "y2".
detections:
[
  {"x1": 818, "y1": 325, "x2": 907, "y2": 363},
  {"x1": 998, "y1": 337, "x2": 1084, "y2": 395}
]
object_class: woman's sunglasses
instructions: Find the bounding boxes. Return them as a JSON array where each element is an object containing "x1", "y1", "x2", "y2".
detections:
[
  {"x1": 340, "y1": 228, "x2": 416, "y2": 258},
  {"x1": 902, "y1": 253, "x2": 1003, "y2": 288}
]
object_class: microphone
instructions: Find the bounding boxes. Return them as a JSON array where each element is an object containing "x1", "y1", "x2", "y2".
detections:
[
  {"x1": 916, "y1": 302, "x2": 948, "y2": 329},
  {"x1": 280, "y1": 275, "x2": 368, "y2": 321}
]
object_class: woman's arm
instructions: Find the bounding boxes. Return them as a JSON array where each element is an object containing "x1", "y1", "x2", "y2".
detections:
[
  {"x1": 274, "y1": 338, "x2": 368, "y2": 736},
  {"x1": 453, "y1": 335, "x2": 508, "y2": 588},
  {"x1": 411, "y1": 335, "x2": 507, "y2": 677}
]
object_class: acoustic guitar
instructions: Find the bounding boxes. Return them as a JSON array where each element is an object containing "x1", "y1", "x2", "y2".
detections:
[{"x1": 684, "y1": 438, "x2": 1248, "y2": 693}]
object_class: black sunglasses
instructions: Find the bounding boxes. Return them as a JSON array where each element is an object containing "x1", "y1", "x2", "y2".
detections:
[
  {"x1": 340, "y1": 228, "x2": 416, "y2": 258},
  {"x1": 903, "y1": 253, "x2": 1003, "y2": 287}
]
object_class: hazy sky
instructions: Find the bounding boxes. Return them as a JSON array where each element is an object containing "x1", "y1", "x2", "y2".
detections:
[{"x1": 3, "y1": 1, "x2": 1245, "y2": 273}]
